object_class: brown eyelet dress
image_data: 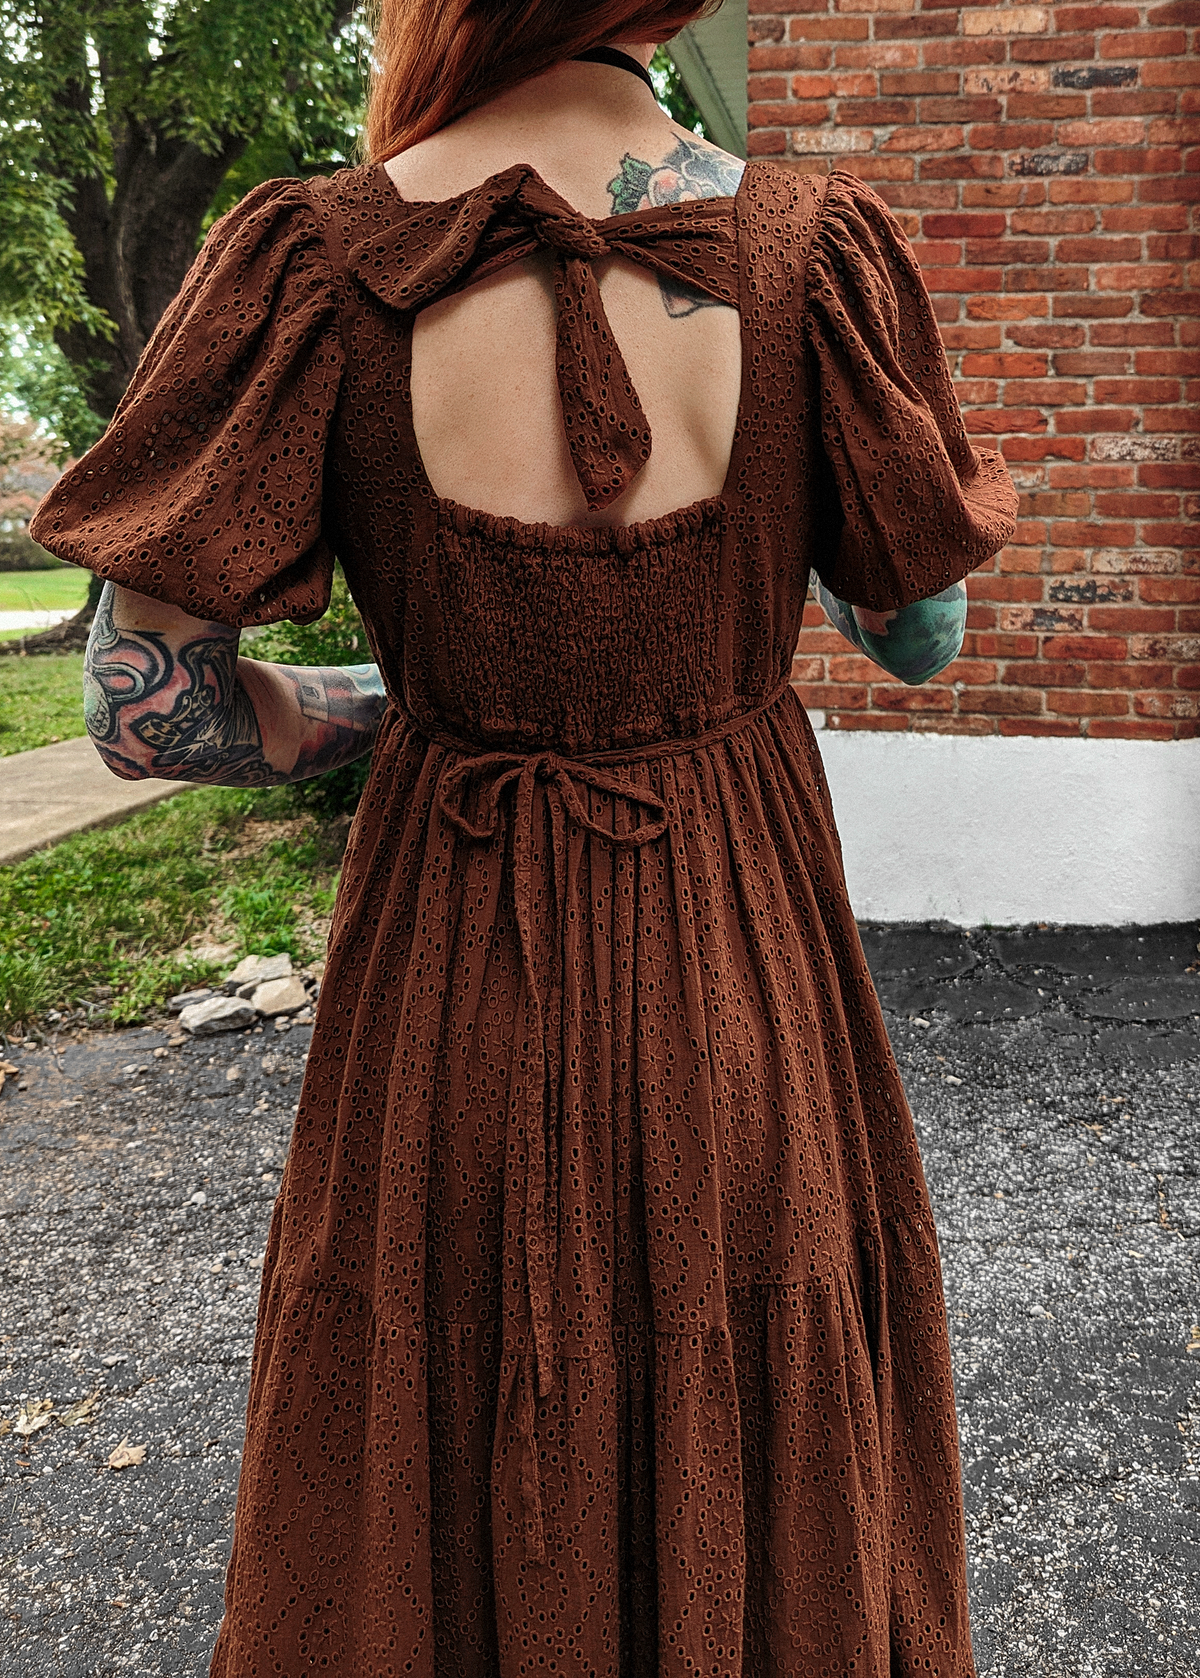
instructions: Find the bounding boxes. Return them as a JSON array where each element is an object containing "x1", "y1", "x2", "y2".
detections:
[{"x1": 31, "y1": 158, "x2": 1018, "y2": 1678}]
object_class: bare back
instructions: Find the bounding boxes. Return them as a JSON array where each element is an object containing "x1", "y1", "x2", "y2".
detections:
[{"x1": 383, "y1": 56, "x2": 745, "y2": 529}]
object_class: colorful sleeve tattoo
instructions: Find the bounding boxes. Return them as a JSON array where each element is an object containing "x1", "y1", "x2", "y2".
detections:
[
  {"x1": 814, "y1": 578, "x2": 968, "y2": 687},
  {"x1": 84, "y1": 583, "x2": 386, "y2": 785}
]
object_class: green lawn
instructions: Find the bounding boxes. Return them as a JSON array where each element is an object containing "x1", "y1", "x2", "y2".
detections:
[
  {"x1": 0, "y1": 565, "x2": 90, "y2": 637},
  {"x1": 0, "y1": 652, "x2": 88, "y2": 755},
  {"x1": 0, "y1": 652, "x2": 89, "y2": 755},
  {"x1": 0, "y1": 785, "x2": 343, "y2": 1032}
]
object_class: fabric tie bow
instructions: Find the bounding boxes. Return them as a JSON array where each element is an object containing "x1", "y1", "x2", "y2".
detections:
[
  {"x1": 432, "y1": 742, "x2": 668, "y2": 1560},
  {"x1": 348, "y1": 165, "x2": 738, "y2": 511}
]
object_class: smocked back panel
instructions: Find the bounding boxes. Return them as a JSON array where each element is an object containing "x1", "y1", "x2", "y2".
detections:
[{"x1": 318, "y1": 162, "x2": 831, "y2": 757}]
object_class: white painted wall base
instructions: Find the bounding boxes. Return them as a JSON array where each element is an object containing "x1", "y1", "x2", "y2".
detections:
[{"x1": 808, "y1": 725, "x2": 1200, "y2": 926}]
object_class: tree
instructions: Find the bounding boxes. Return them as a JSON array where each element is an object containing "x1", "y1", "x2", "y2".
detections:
[
  {"x1": 0, "y1": 0, "x2": 366, "y2": 644},
  {"x1": 1, "y1": 0, "x2": 365, "y2": 429}
]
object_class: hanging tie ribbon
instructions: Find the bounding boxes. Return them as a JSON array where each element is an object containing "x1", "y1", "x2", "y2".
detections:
[{"x1": 432, "y1": 744, "x2": 668, "y2": 1559}]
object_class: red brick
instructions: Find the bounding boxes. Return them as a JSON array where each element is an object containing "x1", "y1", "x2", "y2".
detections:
[
  {"x1": 1003, "y1": 662, "x2": 1087, "y2": 688},
  {"x1": 998, "y1": 718, "x2": 1081, "y2": 736},
  {"x1": 1100, "y1": 30, "x2": 1188, "y2": 57},
  {"x1": 1093, "y1": 91, "x2": 1178, "y2": 117},
  {"x1": 1057, "y1": 237, "x2": 1145, "y2": 265},
  {"x1": 748, "y1": 75, "x2": 789, "y2": 100},
  {"x1": 1088, "y1": 606, "x2": 1178, "y2": 632},
  {"x1": 1095, "y1": 147, "x2": 1185, "y2": 175},
  {"x1": 869, "y1": 685, "x2": 957, "y2": 713},
  {"x1": 1087, "y1": 718, "x2": 1176, "y2": 739},
  {"x1": 1085, "y1": 662, "x2": 1175, "y2": 690},
  {"x1": 1053, "y1": 351, "x2": 1130, "y2": 377},
  {"x1": 968, "y1": 351, "x2": 1051, "y2": 380},
  {"x1": 1048, "y1": 465, "x2": 1134, "y2": 488},
  {"x1": 1007, "y1": 325, "x2": 1086, "y2": 348},
  {"x1": 1054, "y1": 408, "x2": 1137, "y2": 433},
  {"x1": 920, "y1": 155, "x2": 1006, "y2": 180},
  {"x1": 835, "y1": 44, "x2": 919, "y2": 69},
  {"x1": 1011, "y1": 35, "x2": 1097, "y2": 65},
  {"x1": 965, "y1": 409, "x2": 1050, "y2": 435},
  {"x1": 791, "y1": 684, "x2": 868, "y2": 710},
  {"x1": 1001, "y1": 436, "x2": 1087, "y2": 461},
  {"x1": 1048, "y1": 691, "x2": 1131, "y2": 716},
  {"x1": 1011, "y1": 209, "x2": 1096, "y2": 235},
  {"x1": 1135, "y1": 693, "x2": 1200, "y2": 719},
  {"x1": 912, "y1": 716, "x2": 997, "y2": 735},
  {"x1": 1059, "y1": 5, "x2": 1139, "y2": 25},
  {"x1": 966, "y1": 632, "x2": 1040, "y2": 658},
  {"x1": 967, "y1": 238, "x2": 1050, "y2": 265},
  {"x1": 1021, "y1": 492, "x2": 1090, "y2": 518},
  {"x1": 1139, "y1": 577, "x2": 1200, "y2": 603},
  {"x1": 1140, "y1": 464, "x2": 1200, "y2": 489},
  {"x1": 1090, "y1": 322, "x2": 1176, "y2": 345},
  {"x1": 971, "y1": 577, "x2": 1046, "y2": 602},
  {"x1": 923, "y1": 213, "x2": 1007, "y2": 237},
  {"x1": 1043, "y1": 634, "x2": 1128, "y2": 661},
  {"x1": 1142, "y1": 292, "x2": 1200, "y2": 317},
  {"x1": 968, "y1": 296, "x2": 1049, "y2": 320},
  {"x1": 824, "y1": 714, "x2": 911, "y2": 732},
  {"x1": 1050, "y1": 180, "x2": 1135, "y2": 204},
  {"x1": 960, "y1": 689, "x2": 1046, "y2": 715},
  {"x1": 1104, "y1": 207, "x2": 1191, "y2": 234},
  {"x1": 1008, "y1": 94, "x2": 1089, "y2": 120},
  {"x1": 787, "y1": 17, "x2": 870, "y2": 40},
  {"x1": 1097, "y1": 491, "x2": 1180, "y2": 518},
  {"x1": 881, "y1": 71, "x2": 959, "y2": 95}
]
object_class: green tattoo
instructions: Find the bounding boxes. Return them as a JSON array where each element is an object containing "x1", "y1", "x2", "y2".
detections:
[
  {"x1": 607, "y1": 138, "x2": 745, "y2": 317},
  {"x1": 815, "y1": 578, "x2": 968, "y2": 687}
]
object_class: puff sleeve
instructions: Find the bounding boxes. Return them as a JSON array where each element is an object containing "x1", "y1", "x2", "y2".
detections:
[
  {"x1": 805, "y1": 171, "x2": 1017, "y2": 611},
  {"x1": 29, "y1": 178, "x2": 345, "y2": 628}
]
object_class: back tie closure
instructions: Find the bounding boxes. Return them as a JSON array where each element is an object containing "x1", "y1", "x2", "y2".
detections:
[{"x1": 350, "y1": 165, "x2": 739, "y2": 511}]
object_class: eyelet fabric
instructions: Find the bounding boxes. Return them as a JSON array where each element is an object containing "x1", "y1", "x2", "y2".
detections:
[{"x1": 30, "y1": 157, "x2": 1016, "y2": 1678}]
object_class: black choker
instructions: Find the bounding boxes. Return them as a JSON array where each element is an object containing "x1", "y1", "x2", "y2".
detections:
[{"x1": 571, "y1": 47, "x2": 656, "y2": 96}]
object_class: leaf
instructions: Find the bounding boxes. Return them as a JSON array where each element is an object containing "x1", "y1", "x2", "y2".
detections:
[
  {"x1": 107, "y1": 1436, "x2": 147, "y2": 1470},
  {"x1": 58, "y1": 1390, "x2": 102, "y2": 1427},
  {"x1": 14, "y1": 1396, "x2": 55, "y2": 1437}
]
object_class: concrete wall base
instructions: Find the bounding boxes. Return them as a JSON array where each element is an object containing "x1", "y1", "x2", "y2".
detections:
[{"x1": 808, "y1": 721, "x2": 1200, "y2": 927}]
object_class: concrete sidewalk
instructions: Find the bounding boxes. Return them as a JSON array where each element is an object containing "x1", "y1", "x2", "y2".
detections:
[
  {"x1": 1, "y1": 924, "x2": 1197, "y2": 1676},
  {"x1": 0, "y1": 736, "x2": 184, "y2": 866}
]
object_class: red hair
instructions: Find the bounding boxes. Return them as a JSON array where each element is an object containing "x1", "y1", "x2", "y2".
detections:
[{"x1": 364, "y1": 0, "x2": 719, "y2": 161}]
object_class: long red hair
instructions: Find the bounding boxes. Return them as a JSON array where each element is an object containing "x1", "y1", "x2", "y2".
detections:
[{"x1": 364, "y1": 0, "x2": 719, "y2": 161}]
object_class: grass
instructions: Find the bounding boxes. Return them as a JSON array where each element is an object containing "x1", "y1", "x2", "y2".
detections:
[
  {"x1": 0, "y1": 566, "x2": 90, "y2": 640},
  {"x1": 0, "y1": 785, "x2": 344, "y2": 1035},
  {"x1": 0, "y1": 566, "x2": 91, "y2": 614},
  {"x1": 0, "y1": 652, "x2": 88, "y2": 754}
]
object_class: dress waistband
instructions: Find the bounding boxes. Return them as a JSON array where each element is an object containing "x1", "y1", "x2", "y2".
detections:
[{"x1": 403, "y1": 673, "x2": 794, "y2": 767}]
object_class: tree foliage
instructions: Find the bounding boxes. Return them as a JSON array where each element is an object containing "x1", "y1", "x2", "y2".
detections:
[{"x1": 0, "y1": 0, "x2": 367, "y2": 448}]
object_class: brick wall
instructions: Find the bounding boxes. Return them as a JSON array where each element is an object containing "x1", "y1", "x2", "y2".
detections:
[{"x1": 751, "y1": 0, "x2": 1199, "y2": 740}]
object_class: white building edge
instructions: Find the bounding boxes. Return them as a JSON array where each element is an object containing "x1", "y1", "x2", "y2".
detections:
[{"x1": 670, "y1": 10, "x2": 1198, "y2": 927}]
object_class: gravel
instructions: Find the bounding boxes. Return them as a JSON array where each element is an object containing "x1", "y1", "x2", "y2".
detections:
[{"x1": 1, "y1": 923, "x2": 1197, "y2": 1677}]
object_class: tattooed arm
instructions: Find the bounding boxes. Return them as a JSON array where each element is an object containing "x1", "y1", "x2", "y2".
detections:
[
  {"x1": 816, "y1": 580, "x2": 968, "y2": 686},
  {"x1": 84, "y1": 583, "x2": 386, "y2": 785}
]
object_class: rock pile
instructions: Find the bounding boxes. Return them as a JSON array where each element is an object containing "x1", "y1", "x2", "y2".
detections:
[{"x1": 169, "y1": 954, "x2": 321, "y2": 1038}]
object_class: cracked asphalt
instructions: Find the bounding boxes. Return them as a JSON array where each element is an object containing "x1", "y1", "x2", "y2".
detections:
[{"x1": 2, "y1": 923, "x2": 1197, "y2": 1677}]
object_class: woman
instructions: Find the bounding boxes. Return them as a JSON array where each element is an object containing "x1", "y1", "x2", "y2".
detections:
[{"x1": 31, "y1": 3, "x2": 1017, "y2": 1673}]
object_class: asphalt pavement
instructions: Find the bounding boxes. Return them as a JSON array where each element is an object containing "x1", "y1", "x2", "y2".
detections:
[{"x1": 1, "y1": 922, "x2": 1197, "y2": 1677}]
